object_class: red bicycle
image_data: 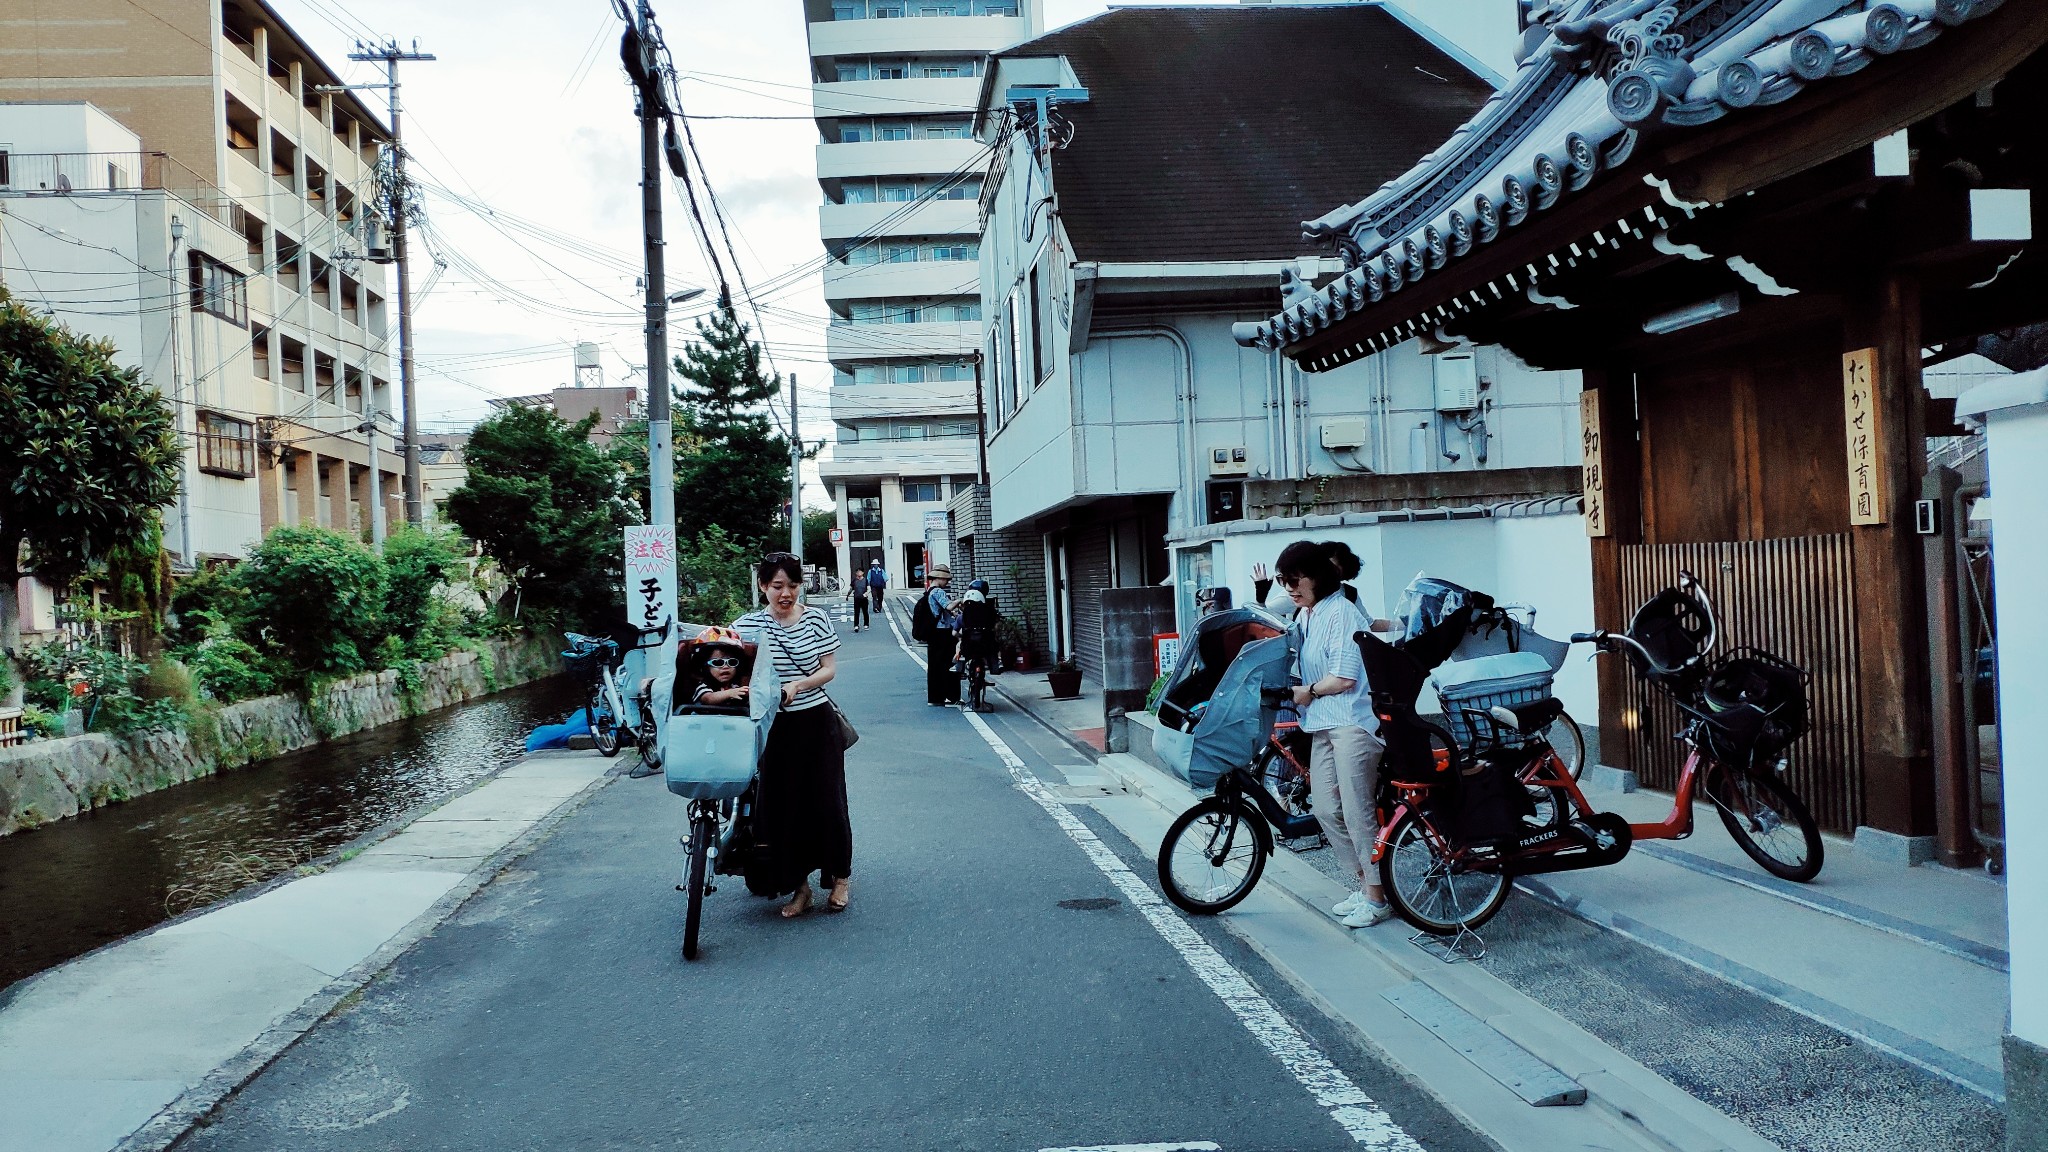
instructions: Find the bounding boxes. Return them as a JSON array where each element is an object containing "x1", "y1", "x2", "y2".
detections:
[{"x1": 1366, "y1": 573, "x2": 1824, "y2": 937}]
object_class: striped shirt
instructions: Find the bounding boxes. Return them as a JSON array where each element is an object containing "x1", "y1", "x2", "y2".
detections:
[
  {"x1": 1294, "y1": 593, "x2": 1377, "y2": 734},
  {"x1": 733, "y1": 606, "x2": 841, "y2": 711}
]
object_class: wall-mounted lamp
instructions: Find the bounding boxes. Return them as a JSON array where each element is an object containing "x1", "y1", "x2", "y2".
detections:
[{"x1": 1642, "y1": 291, "x2": 1740, "y2": 335}]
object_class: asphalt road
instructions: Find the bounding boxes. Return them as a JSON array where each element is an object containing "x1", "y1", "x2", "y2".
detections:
[{"x1": 173, "y1": 617, "x2": 1489, "y2": 1152}]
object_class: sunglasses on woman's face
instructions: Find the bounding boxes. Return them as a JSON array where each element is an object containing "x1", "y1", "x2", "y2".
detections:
[{"x1": 706, "y1": 657, "x2": 740, "y2": 669}]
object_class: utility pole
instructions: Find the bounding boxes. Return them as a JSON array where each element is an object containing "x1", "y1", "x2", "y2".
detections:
[
  {"x1": 971, "y1": 351, "x2": 989, "y2": 487},
  {"x1": 789, "y1": 373, "x2": 803, "y2": 560},
  {"x1": 169, "y1": 215, "x2": 195, "y2": 566},
  {"x1": 349, "y1": 39, "x2": 434, "y2": 528},
  {"x1": 625, "y1": 2, "x2": 675, "y2": 537},
  {"x1": 360, "y1": 414, "x2": 386, "y2": 546}
]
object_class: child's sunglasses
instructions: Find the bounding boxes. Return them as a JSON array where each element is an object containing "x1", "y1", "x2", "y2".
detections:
[{"x1": 705, "y1": 656, "x2": 741, "y2": 669}]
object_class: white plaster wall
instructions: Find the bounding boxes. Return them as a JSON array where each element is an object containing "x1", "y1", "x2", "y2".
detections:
[
  {"x1": 1492, "y1": 514, "x2": 1599, "y2": 721},
  {"x1": 1981, "y1": 401, "x2": 2048, "y2": 1046}
]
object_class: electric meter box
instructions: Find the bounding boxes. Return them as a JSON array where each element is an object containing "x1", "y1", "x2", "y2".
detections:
[
  {"x1": 1433, "y1": 351, "x2": 1480, "y2": 412},
  {"x1": 1208, "y1": 446, "x2": 1250, "y2": 476},
  {"x1": 1320, "y1": 418, "x2": 1369, "y2": 450}
]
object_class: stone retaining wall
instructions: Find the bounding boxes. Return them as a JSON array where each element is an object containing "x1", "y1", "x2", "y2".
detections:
[{"x1": 0, "y1": 634, "x2": 560, "y2": 837}]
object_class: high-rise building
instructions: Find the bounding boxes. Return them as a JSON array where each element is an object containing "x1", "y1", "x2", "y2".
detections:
[
  {"x1": 0, "y1": 0, "x2": 401, "y2": 572},
  {"x1": 803, "y1": 0, "x2": 1042, "y2": 587}
]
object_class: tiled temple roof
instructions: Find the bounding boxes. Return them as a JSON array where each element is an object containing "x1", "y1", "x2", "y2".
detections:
[{"x1": 1233, "y1": 0, "x2": 2003, "y2": 368}]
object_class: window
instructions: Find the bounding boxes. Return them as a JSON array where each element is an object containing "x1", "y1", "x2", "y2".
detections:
[
  {"x1": 939, "y1": 421, "x2": 977, "y2": 439},
  {"x1": 879, "y1": 183, "x2": 916, "y2": 202},
  {"x1": 888, "y1": 363, "x2": 926, "y2": 383},
  {"x1": 874, "y1": 5, "x2": 902, "y2": 16},
  {"x1": 873, "y1": 63, "x2": 908, "y2": 80},
  {"x1": 836, "y1": 63, "x2": 863, "y2": 82},
  {"x1": 843, "y1": 244, "x2": 879, "y2": 264},
  {"x1": 933, "y1": 362, "x2": 973, "y2": 382},
  {"x1": 1027, "y1": 265, "x2": 1044, "y2": 384},
  {"x1": 931, "y1": 244, "x2": 976, "y2": 261},
  {"x1": 882, "y1": 244, "x2": 917, "y2": 263},
  {"x1": 189, "y1": 252, "x2": 249, "y2": 326},
  {"x1": 196, "y1": 412, "x2": 256, "y2": 478},
  {"x1": 923, "y1": 123, "x2": 968, "y2": 139},
  {"x1": 878, "y1": 125, "x2": 911, "y2": 141},
  {"x1": 920, "y1": 65, "x2": 962, "y2": 78},
  {"x1": 842, "y1": 184, "x2": 877, "y2": 204},
  {"x1": 901, "y1": 478, "x2": 941, "y2": 501},
  {"x1": 840, "y1": 125, "x2": 868, "y2": 143},
  {"x1": 0, "y1": 150, "x2": 11, "y2": 185},
  {"x1": 946, "y1": 302, "x2": 982, "y2": 322},
  {"x1": 836, "y1": 424, "x2": 861, "y2": 443},
  {"x1": 897, "y1": 424, "x2": 928, "y2": 441},
  {"x1": 934, "y1": 180, "x2": 978, "y2": 200},
  {"x1": 1005, "y1": 293, "x2": 1024, "y2": 412}
]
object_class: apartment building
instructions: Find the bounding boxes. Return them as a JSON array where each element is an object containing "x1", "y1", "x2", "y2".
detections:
[
  {"x1": 0, "y1": 0, "x2": 402, "y2": 574},
  {"x1": 803, "y1": 0, "x2": 1042, "y2": 586}
]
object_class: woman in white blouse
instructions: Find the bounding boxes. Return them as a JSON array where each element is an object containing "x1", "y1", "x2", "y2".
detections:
[
  {"x1": 1275, "y1": 540, "x2": 1394, "y2": 929},
  {"x1": 734, "y1": 553, "x2": 850, "y2": 917}
]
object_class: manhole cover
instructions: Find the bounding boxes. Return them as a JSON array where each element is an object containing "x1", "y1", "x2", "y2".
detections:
[{"x1": 1058, "y1": 897, "x2": 1119, "y2": 911}]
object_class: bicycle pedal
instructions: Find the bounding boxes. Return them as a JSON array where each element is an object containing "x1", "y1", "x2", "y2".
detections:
[{"x1": 703, "y1": 883, "x2": 717, "y2": 894}]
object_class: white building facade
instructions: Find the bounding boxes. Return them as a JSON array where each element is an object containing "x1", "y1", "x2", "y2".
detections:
[
  {"x1": 803, "y1": 0, "x2": 1042, "y2": 587},
  {"x1": 974, "y1": 6, "x2": 1589, "y2": 686}
]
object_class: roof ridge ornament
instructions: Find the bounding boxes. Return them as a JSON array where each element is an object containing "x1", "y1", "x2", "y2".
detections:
[{"x1": 1606, "y1": 3, "x2": 1695, "y2": 125}]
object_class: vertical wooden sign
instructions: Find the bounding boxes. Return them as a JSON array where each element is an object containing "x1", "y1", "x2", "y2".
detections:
[
  {"x1": 1842, "y1": 348, "x2": 1885, "y2": 525},
  {"x1": 1580, "y1": 389, "x2": 1608, "y2": 537}
]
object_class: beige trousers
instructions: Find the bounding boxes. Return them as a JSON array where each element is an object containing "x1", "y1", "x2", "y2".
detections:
[{"x1": 1310, "y1": 724, "x2": 1386, "y2": 892}]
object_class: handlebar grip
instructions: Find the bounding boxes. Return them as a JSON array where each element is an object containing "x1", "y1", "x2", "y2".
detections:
[{"x1": 1568, "y1": 631, "x2": 1602, "y2": 645}]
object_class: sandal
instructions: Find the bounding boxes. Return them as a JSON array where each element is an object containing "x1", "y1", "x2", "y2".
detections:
[
  {"x1": 824, "y1": 878, "x2": 850, "y2": 913},
  {"x1": 780, "y1": 886, "x2": 813, "y2": 918}
]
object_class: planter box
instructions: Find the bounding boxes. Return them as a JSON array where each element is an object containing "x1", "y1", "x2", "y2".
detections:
[{"x1": 1048, "y1": 668, "x2": 1083, "y2": 699}]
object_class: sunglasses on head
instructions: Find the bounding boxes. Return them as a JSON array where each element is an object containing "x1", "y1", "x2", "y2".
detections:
[{"x1": 705, "y1": 656, "x2": 740, "y2": 669}]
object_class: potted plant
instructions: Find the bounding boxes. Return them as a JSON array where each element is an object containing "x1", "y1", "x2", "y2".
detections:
[{"x1": 1048, "y1": 658, "x2": 1083, "y2": 700}]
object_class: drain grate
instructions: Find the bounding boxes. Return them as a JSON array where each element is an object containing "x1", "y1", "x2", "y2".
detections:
[{"x1": 1058, "y1": 897, "x2": 1120, "y2": 911}]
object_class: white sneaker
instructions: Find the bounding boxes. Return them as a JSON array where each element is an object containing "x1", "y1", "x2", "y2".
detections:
[
  {"x1": 1340, "y1": 900, "x2": 1396, "y2": 929},
  {"x1": 1331, "y1": 892, "x2": 1367, "y2": 917}
]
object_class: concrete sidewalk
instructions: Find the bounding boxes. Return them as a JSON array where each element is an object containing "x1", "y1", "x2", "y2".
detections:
[{"x1": 0, "y1": 750, "x2": 612, "y2": 1152}]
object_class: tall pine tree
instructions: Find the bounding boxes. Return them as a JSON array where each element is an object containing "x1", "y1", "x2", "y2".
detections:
[{"x1": 672, "y1": 299, "x2": 792, "y2": 551}]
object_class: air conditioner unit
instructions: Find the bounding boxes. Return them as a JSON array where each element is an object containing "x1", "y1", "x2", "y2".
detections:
[
  {"x1": 1208, "y1": 445, "x2": 1250, "y2": 476},
  {"x1": 1320, "y1": 418, "x2": 1368, "y2": 450}
]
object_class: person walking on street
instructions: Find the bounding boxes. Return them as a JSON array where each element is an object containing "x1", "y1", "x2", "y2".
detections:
[
  {"x1": 848, "y1": 574, "x2": 870, "y2": 631},
  {"x1": 865, "y1": 559, "x2": 888, "y2": 614},
  {"x1": 734, "y1": 552, "x2": 852, "y2": 917},
  {"x1": 916, "y1": 564, "x2": 960, "y2": 706},
  {"x1": 1276, "y1": 540, "x2": 1395, "y2": 929}
]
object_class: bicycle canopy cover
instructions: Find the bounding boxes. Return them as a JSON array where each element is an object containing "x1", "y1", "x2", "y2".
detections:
[{"x1": 1154, "y1": 606, "x2": 1288, "y2": 734}]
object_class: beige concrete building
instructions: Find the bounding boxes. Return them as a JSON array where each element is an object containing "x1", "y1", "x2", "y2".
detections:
[{"x1": 0, "y1": 0, "x2": 404, "y2": 571}]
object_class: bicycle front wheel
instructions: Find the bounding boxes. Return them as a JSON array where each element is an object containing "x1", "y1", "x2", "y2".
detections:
[
  {"x1": 1378, "y1": 809, "x2": 1509, "y2": 935},
  {"x1": 589, "y1": 690, "x2": 621, "y2": 757},
  {"x1": 682, "y1": 813, "x2": 713, "y2": 960},
  {"x1": 1711, "y1": 767, "x2": 1824, "y2": 883},
  {"x1": 1158, "y1": 797, "x2": 1268, "y2": 914}
]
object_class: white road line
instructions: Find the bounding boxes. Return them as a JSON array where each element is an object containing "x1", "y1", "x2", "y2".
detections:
[
  {"x1": 883, "y1": 612, "x2": 1423, "y2": 1151},
  {"x1": 1039, "y1": 1143, "x2": 1222, "y2": 1151}
]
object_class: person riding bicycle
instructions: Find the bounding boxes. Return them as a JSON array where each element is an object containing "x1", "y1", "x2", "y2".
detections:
[{"x1": 956, "y1": 579, "x2": 1001, "y2": 675}]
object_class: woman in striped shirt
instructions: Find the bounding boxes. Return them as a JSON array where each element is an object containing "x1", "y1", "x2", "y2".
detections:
[{"x1": 734, "y1": 553, "x2": 851, "y2": 917}]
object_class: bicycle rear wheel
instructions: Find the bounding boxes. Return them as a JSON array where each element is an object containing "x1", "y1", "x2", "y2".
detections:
[
  {"x1": 1711, "y1": 767, "x2": 1824, "y2": 883},
  {"x1": 682, "y1": 813, "x2": 713, "y2": 960},
  {"x1": 1378, "y1": 809, "x2": 1509, "y2": 935},
  {"x1": 1544, "y1": 709, "x2": 1587, "y2": 780},
  {"x1": 970, "y1": 662, "x2": 990, "y2": 711},
  {"x1": 1158, "y1": 796, "x2": 1268, "y2": 914}
]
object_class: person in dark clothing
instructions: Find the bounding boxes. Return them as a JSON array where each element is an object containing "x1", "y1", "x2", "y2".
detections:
[
  {"x1": 920, "y1": 564, "x2": 960, "y2": 706},
  {"x1": 848, "y1": 576, "x2": 869, "y2": 631},
  {"x1": 955, "y1": 579, "x2": 1001, "y2": 673},
  {"x1": 865, "y1": 560, "x2": 887, "y2": 613}
]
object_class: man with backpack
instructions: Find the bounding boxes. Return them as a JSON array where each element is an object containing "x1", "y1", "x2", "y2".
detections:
[
  {"x1": 911, "y1": 565, "x2": 960, "y2": 706},
  {"x1": 865, "y1": 559, "x2": 888, "y2": 613}
]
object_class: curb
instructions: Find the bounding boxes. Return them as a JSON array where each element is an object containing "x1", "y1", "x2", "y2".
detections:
[{"x1": 110, "y1": 758, "x2": 617, "y2": 1152}]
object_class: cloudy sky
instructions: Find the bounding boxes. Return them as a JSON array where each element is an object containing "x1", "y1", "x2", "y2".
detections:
[{"x1": 265, "y1": 0, "x2": 1514, "y2": 496}]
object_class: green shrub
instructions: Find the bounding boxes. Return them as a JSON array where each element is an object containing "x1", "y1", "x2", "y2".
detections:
[
  {"x1": 383, "y1": 527, "x2": 465, "y2": 659},
  {"x1": 20, "y1": 705, "x2": 60, "y2": 739},
  {"x1": 180, "y1": 633, "x2": 278, "y2": 702},
  {"x1": 677, "y1": 525, "x2": 755, "y2": 626},
  {"x1": 166, "y1": 564, "x2": 250, "y2": 648},
  {"x1": 238, "y1": 526, "x2": 389, "y2": 678}
]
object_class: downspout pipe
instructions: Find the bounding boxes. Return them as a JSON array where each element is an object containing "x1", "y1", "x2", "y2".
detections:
[{"x1": 1093, "y1": 326, "x2": 1196, "y2": 526}]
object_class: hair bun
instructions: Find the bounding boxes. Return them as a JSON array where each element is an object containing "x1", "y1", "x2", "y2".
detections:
[{"x1": 1322, "y1": 541, "x2": 1362, "y2": 581}]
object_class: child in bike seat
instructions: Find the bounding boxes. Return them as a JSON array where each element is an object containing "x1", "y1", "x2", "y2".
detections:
[
  {"x1": 954, "y1": 579, "x2": 1001, "y2": 673},
  {"x1": 685, "y1": 629, "x2": 752, "y2": 709}
]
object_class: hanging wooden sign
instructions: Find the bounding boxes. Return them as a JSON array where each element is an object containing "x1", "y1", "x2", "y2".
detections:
[
  {"x1": 1580, "y1": 390, "x2": 1607, "y2": 537},
  {"x1": 1842, "y1": 348, "x2": 1885, "y2": 525}
]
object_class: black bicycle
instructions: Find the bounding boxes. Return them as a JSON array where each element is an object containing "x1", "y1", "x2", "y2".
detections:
[
  {"x1": 964, "y1": 648, "x2": 993, "y2": 712},
  {"x1": 1157, "y1": 689, "x2": 1318, "y2": 914}
]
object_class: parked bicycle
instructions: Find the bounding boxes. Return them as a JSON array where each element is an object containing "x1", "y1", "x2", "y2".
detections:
[{"x1": 562, "y1": 624, "x2": 668, "y2": 763}]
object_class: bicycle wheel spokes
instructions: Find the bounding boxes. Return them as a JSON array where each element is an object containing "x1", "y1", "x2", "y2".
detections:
[
  {"x1": 1383, "y1": 817, "x2": 1506, "y2": 934},
  {"x1": 1159, "y1": 800, "x2": 1266, "y2": 912}
]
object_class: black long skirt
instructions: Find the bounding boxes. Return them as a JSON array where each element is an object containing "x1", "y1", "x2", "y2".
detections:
[{"x1": 753, "y1": 703, "x2": 852, "y2": 894}]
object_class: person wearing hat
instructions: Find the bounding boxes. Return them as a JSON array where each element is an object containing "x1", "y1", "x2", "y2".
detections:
[
  {"x1": 919, "y1": 564, "x2": 961, "y2": 706},
  {"x1": 864, "y1": 558, "x2": 888, "y2": 614}
]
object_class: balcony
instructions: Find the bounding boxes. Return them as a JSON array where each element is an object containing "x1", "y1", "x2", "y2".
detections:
[
  {"x1": 826, "y1": 319, "x2": 979, "y2": 363},
  {"x1": 820, "y1": 198, "x2": 978, "y2": 243},
  {"x1": 816, "y1": 138, "x2": 984, "y2": 186},
  {"x1": 828, "y1": 378, "x2": 977, "y2": 421},
  {"x1": 813, "y1": 77, "x2": 981, "y2": 120},
  {"x1": 819, "y1": 435, "x2": 979, "y2": 481},
  {"x1": 824, "y1": 259, "x2": 980, "y2": 303},
  {"x1": 806, "y1": 15, "x2": 1030, "y2": 59}
]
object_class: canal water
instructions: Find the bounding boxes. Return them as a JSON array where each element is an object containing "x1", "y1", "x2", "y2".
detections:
[{"x1": 0, "y1": 677, "x2": 582, "y2": 991}]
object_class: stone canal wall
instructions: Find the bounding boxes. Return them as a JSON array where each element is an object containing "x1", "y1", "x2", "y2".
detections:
[{"x1": 0, "y1": 634, "x2": 561, "y2": 836}]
